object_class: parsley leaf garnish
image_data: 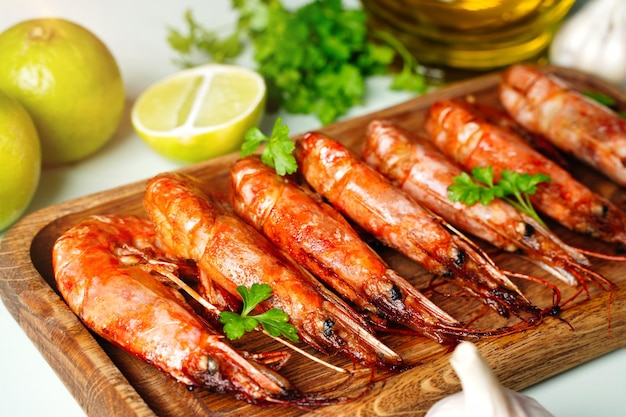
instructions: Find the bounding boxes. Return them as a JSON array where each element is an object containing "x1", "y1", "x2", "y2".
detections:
[
  {"x1": 241, "y1": 117, "x2": 297, "y2": 175},
  {"x1": 448, "y1": 166, "x2": 551, "y2": 227},
  {"x1": 219, "y1": 283, "x2": 299, "y2": 342}
]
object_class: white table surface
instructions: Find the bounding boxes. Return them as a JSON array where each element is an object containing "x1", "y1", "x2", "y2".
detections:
[{"x1": 1, "y1": 1, "x2": 625, "y2": 416}]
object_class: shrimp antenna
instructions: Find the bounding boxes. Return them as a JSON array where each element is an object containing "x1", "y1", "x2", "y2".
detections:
[
  {"x1": 148, "y1": 260, "x2": 349, "y2": 374},
  {"x1": 260, "y1": 329, "x2": 347, "y2": 374},
  {"x1": 573, "y1": 247, "x2": 626, "y2": 262}
]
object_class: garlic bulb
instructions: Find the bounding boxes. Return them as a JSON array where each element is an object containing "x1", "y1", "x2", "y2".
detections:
[
  {"x1": 425, "y1": 342, "x2": 554, "y2": 417},
  {"x1": 549, "y1": 0, "x2": 626, "y2": 88}
]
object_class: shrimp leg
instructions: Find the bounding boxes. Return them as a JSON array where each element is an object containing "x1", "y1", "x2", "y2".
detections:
[
  {"x1": 52, "y1": 215, "x2": 330, "y2": 406},
  {"x1": 230, "y1": 155, "x2": 467, "y2": 343},
  {"x1": 363, "y1": 119, "x2": 612, "y2": 291},
  {"x1": 295, "y1": 133, "x2": 542, "y2": 321},
  {"x1": 144, "y1": 172, "x2": 404, "y2": 370},
  {"x1": 499, "y1": 63, "x2": 626, "y2": 187},
  {"x1": 424, "y1": 97, "x2": 626, "y2": 248}
]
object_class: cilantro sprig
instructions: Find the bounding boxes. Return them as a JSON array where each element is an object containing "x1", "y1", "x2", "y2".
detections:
[
  {"x1": 241, "y1": 117, "x2": 297, "y2": 176},
  {"x1": 448, "y1": 166, "x2": 551, "y2": 227},
  {"x1": 167, "y1": 0, "x2": 426, "y2": 125},
  {"x1": 219, "y1": 283, "x2": 299, "y2": 342}
]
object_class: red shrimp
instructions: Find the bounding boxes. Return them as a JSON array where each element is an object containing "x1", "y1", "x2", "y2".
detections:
[
  {"x1": 470, "y1": 100, "x2": 570, "y2": 169},
  {"x1": 52, "y1": 215, "x2": 338, "y2": 406},
  {"x1": 295, "y1": 132, "x2": 543, "y2": 321},
  {"x1": 499, "y1": 63, "x2": 626, "y2": 187},
  {"x1": 424, "y1": 97, "x2": 626, "y2": 248},
  {"x1": 363, "y1": 119, "x2": 612, "y2": 291},
  {"x1": 229, "y1": 155, "x2": 470, "y2": 344},
  {"x1": 143, "y1": 172, "x2": 404, "y2": 371}
]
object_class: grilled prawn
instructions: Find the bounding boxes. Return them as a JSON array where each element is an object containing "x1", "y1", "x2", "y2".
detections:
[
  {"x1": 144, "y1": 172, "x2": 403, "y2": 370},
  {"x1": 499, "y1": 63, "x2": 626, "y2": 187},
  {"x1": 230, "y1": 155, "x2": 466, "y2": 343},
  {"x1": 295, "y1": 132, "x2": 542, "y2": 320},
  {"x1": 470, "y1": 100, "x2": 570, "y2": 169},
  {"x1": 363, "y1": 119, "x2": 612, "y2": 290},
  {"x1": 52, "y1": 215, "x2": 330, "y2": 406},
  {"x1": 424, "y1": 98, "x2": 626, "y2": 248}
]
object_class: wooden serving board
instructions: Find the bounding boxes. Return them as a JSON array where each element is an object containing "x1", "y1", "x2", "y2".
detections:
[{"x1": 1, "y1": 66, "x2": 625, "y2": 417}]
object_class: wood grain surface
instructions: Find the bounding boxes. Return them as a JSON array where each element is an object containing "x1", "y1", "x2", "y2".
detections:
[{"x1": 1, "y1": 66, "x2": 625, "y2": 417}]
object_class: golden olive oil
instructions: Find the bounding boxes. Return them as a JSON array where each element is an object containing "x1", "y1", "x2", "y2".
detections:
[{"x1": 362, "y1": 0, "x2": 575, "y2": 80}]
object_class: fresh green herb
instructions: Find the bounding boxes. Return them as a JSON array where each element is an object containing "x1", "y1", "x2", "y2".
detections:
[
  {"x1": 167, "y1": 10, "x2": 243, "y2": 67},
  {"x1": 241, "y1": 117, "x2": 297, "y2": 175},
  {"x1": 167, "y1": 0, "x2": 426, "y2": 124},
  {"x1": 219, "y1": 283, "x2": 299, "y2": 342},
  {"x1": 372, "y1": 29, "x2": 425, "y2": 93},
  {"x1": 583, "y1": 90, "x2": 626, "y2": 118},
  {"x1": 583, "y1": 90, "x2": 616, "y2": 107},
  {"x1": 448, "y1": 166, "x2": 551, "y2": 227}
]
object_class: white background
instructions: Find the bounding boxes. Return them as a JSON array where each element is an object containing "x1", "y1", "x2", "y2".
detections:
[{"x1": 1, "y1": 1, "x2": 625, "y2": 416}]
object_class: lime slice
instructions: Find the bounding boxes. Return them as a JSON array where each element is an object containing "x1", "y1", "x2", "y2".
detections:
[{"x1": 132, "y1": 64, "x2": 266, "y2": 162}]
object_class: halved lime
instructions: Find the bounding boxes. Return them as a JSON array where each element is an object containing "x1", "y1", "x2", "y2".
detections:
[{"x1": 132, "y1": 64, "x2": 266, "y2": 162}]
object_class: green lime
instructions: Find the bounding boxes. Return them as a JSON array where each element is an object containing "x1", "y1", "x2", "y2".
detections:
[
  {"x1": 0, "y1": 90, "x2": 41, "y2": 231},
  {"x1": 0, "y1": 18, "x2": 125, "y2": 165}
]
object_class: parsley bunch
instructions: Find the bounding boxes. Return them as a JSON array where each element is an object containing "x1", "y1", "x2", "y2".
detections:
[
  {"x1": 167, "y1": 0, "x2": 425, "y2": 124},
  {"x1": 448, "y1": 166, "x2": 551, "y2": 227},
  {"x1": 219, "y1": 283, "x2": 299, "y2": 342}
]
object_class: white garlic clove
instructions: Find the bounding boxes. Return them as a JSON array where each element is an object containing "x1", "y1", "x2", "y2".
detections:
[
  {"x1": 549, "y1": 0, "x2": 626, "y2": 88},
  {"x1": 425, "y1": 342, "x2": 554, "y2": 417}
]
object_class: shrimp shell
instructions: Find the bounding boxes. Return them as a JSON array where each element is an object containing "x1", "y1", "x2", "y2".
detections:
[
  {"x1": 424, "y1": 97, "x2": 626, "y2": 247},
  {"x1": 230, "y1": 155, "x2": 465, "y2": 343},
  {"x1": 499, "y1": 63, "x2": 626, "y2": 187},
  {"x1": 295, "y1": 132, "x2": 542, "y2": 321},
  {"x1": 363, "y1": 119, "x2": 612, "y2": 291},
  {"x1": 143, "y1": 172, "x2": 404, "y2": 370},
  {"x1": 52, "y1": 215, "x2": 314, "y2": 405}
]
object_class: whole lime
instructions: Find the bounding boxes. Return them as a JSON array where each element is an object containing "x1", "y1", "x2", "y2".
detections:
[
  {"x1": 0, "y1": 90, "x2": 41, "y2": 232},
  {"x1": 0, "y1": 18, "x2": 125, "y2": 165}
]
